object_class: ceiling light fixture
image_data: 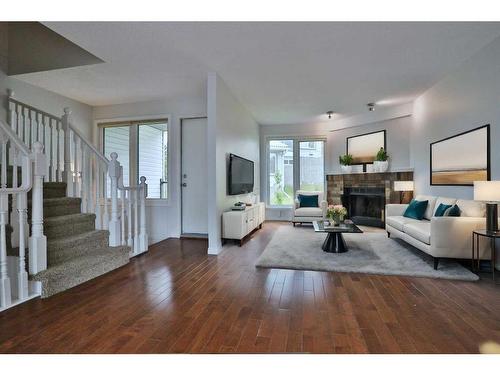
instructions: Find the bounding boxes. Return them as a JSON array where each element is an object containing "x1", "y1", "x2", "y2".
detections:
[
  {"x1": 367, "y1": 103, "x2": 375, "y2": 112},
  {"x1": 326, "y1": 110, "x2": 334, "y2": 119}
]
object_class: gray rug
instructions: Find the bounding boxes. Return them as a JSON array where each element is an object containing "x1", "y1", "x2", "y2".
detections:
[{"x1": 255, "y1": 225, "x2": 478, "y2": 281}]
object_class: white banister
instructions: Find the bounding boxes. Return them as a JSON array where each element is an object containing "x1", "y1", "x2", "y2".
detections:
[
  {"x1": 28, "y1": 142, "x2": 47, "y2": 275},
  {"x1": 0, "y1": 119, "x2": 41, "y2": 310}
]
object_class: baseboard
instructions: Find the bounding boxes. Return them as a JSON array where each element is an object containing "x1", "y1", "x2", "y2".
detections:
[{"x1": 207, "y1": 245, "x2": 222, "y2": 255}]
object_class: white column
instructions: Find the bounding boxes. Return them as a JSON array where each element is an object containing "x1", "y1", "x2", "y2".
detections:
[
  {"x1": 62, "y1": 108, "x2": 73, "y2": 196},
  {"x1": 138, "y1": 176, "x2": 148, "y2": 253},
  {"x1": 108, "y1": 152, "x2": 121, "y2": 246},
  {"x1": 28, "y1": 142, "x2": 47, "y2": 275}
]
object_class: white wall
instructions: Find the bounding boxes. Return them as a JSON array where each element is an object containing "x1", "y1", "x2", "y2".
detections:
[
  {"x1": 0, "y1": 72, "x2": 93, "y2": 139},
  {"x1": 259, "y1": 115, "x2": 412, "y2": 220},
  {"x1": 327, "y1": 116, "x2": 412, "y2": 175},
  {"x1": 93, "y1": 95, "x2": 207, "y2": 243},
  {"x1": 412, "y1": 35, "x2": 500, "y2": 199},
  {"x1": 207, "y1": 73, "x2": 260, "y2": 254}
]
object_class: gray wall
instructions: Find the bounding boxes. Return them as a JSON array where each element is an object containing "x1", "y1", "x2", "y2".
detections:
[
  {"x1": 327, "y1": 116, "x2": 412, "y2": 174},
  {"x1": 412, "y1": 35, "x2": 500, "y2": 199}
]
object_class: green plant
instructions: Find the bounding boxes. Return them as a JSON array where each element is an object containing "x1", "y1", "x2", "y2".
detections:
[
  {"x1": 274, "y1": 170, "x2": 282, "y2": 186},
  {"x1": 375, "y1": 147, "x2": 388, "y2": 161},
  {"x1": 339, "y1": 154, "x2": 353, "y2": 166},
  {"x1": 274, "y1": 190, "x2": 285, "y2": 205}
]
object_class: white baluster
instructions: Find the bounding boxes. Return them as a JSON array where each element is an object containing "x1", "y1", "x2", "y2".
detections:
[
  {"x1": 88, "y1": 153, "x2": 94, "y2": 214},
  {"x1": 16, "y1": 191, "x2": 28, "y2": 299},
  {"x1": 108, "y1": 152, "x2": 121, "y2": 246},
  {"x1": 56, "y1": 120, "x2": 61, "y2": 182},
  {"x1": 127, "y1": 190, "x2": 133, "y2": 247},
  {"x1": 0, "y1": 134, "x2": 11, "y2": 308},
  {"x1": 62, "y1": 108, "x2": 73, "y2": 196},
  {"x1": 133, "y1": 188, "x2": 139, "y2": 254},
  {"x1": 103, "y1": 164, "x2": 109, "y2": 231},
  {"x1": 121, "y1": 189, "x2": 126, "y2": 246},
  {"x1": 28, "y1": 142, "x2": 47, "y2": 275},
  {"x1": 138, "y1": 176, "x2": 148, "y2": 253},
  {"x1": 81, "y1": 145, "x2": 88, "y2": 213},
  {"x1": 95, "y1": 161, "x2": 102, "y2": 229},
  {"x1": 6, "y1": 89, "x2": 15, "y2": 131},
  {"x1": 72, "y1": 131, "x2": 78, "y2": 195},
  {"x1": 10, "y1": 148, "x2": 21, "y2": 249}
]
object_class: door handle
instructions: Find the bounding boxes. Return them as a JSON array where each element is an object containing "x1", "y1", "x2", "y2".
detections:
[{"x1": 181, "y1": 183, "x2": 187, "y2": 187}]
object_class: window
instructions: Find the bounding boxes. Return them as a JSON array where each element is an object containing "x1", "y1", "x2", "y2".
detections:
[
  {"x1": 267, "y1": 138, "x2": 325, "y2": 206},
  {"x1": 269, "y1": 140, "x2": 294, "y2": 206},
  {"x1": 101, "y1": 118, "x2": 169, "y2": 199}
]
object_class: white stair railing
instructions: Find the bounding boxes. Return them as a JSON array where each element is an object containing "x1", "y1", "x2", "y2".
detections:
[
  {"x1": 0, "y1": 119, "x2": 46, "y2": 311},
  {"x1": 6, "y1": 90, "x2": 149, "y2": 259},
  {"x1": 110, "y1": 153, "x2": 148, "y2": 257}
]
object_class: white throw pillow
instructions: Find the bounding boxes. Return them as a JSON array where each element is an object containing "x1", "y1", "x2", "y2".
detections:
[
  {"x1": 456, "y1": 199, "x2": 486, "y2": 217},
  {"x1": 415, "y1": 195, "x2": 437, "y2": 220}
]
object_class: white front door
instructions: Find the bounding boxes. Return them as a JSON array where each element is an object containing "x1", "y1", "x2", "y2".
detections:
[{"x1": 181, "y1": 117, "x2": 208, "y2": 235}]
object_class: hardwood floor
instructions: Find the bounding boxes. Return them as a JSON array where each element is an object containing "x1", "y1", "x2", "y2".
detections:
[{"x1": 1, "y1": 221, "x2": 500, "y2": 353}]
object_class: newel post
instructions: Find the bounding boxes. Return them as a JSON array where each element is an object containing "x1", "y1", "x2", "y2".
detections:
[
  {"x1": 0, "y1": 132, "x2": 11, "y2": 307},
  {"x1": 62, "y1": 107, "x2": 73, "y2": 197},
  {"x1": 138, "y1": 176, "x2": 148, "y2": 253},
  {"x1": 28, "y1": 142, "x2": 47, "y2": 275},
  {"x1": 108, "y1": 152, "x2": 121, "y2": 246}
]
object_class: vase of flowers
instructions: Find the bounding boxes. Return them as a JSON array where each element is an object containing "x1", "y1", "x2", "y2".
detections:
[{"x1": 327, "y1": 204, "x2": 347, "y2": 226}]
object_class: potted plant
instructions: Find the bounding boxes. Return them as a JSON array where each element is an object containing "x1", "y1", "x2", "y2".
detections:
[
  {"x1": 373, "y1": 147, "x2": 389, "y2": 172},
  {"x1": 339, "y1": 154, "x2": 353, "y2": 174},
  {"x1": 327, "y1": 204, "x2": 348, "y2": 226}
]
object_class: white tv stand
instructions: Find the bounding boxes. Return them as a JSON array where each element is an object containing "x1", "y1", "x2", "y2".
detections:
[{"x1": 222, "y1": 202, "x2": 265, "y2": 246}]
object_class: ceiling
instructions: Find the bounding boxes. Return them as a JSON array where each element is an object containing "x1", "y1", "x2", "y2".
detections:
[{"x1": 13, "y1": 22, "x2": 500, "y2": 125}]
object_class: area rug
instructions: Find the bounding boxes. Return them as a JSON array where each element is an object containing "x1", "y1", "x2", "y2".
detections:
[{"x1": 255, "y1": 225, "x2": 478, "y2": 281}]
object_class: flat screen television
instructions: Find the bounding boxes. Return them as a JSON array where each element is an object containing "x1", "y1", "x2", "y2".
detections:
[{"x1": 228, "y1": 153, "x2": 254, "y2": 195}]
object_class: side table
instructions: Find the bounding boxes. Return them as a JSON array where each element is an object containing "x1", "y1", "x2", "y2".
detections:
[{"x1": 472, "y1": 229, "x2": 500, "y2": 282}]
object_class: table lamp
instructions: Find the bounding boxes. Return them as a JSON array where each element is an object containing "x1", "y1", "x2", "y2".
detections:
[
  {"x1": 474, "y1": 181, "x2": 500, "y2": 233},
  {"x1": 394, "y1": 181, "x2": 414, "y2": 204}
]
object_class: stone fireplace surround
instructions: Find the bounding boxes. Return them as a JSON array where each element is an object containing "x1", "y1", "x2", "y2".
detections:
[{"x1": 326, "y1": 171, "x2": 414, "y2": 226}]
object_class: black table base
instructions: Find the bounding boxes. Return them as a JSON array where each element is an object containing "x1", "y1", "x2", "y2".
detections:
[{"x1": 322, "y1": 232, "x2": 348, "y2": 253}]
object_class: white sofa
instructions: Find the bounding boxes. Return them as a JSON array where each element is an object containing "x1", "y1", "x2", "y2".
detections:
[
  {"x1": 385, "y1": 195, "x2": 490, "y2": 269},
  {"x1": 292, "y1": 190, "x2": 327, "y2": 225}
]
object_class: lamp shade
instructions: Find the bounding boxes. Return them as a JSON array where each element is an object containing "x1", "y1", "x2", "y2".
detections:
[
  {"x1": 394, "y1": 181, "x2": 414, "y2": 192},
  {"x1": 474, "y1": 181, "x2": 500, "y2": 202}
]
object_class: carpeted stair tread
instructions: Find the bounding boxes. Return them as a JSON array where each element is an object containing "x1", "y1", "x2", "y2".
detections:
[
  {"x1": 31, "y1": 246, "x2": 130, "y2": 298},
  {"x1": 44, "y1": 213, "x2": 96, "y2": 239},
  {"x1": 41, "y1": 197, "x2": 82, "y2": 217},
  {"x1": 47, "y1": 230, "x2": 109, "y2": 266}
]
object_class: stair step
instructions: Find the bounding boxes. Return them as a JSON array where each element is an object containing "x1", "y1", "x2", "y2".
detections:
[
  {"x1": 31, "y1": 246, "x2": 130, "y2": 298},
  {"x1": 44, "y1": 213, "x2": 96, "y2": 240},
  {"x1": 48, "y1": 230, "x2": 109, "y2": 266},
  {"x1": 42, "y1": 197, "x2": 82, "y2": 218},
  {"x1": 43, "y1": 182, "x2": 67, "y2": 198}
]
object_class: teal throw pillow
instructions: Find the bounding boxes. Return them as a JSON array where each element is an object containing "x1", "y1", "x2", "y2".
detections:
[
  {"x1": 298, "y1": 194, "x2": 318, "y2": 208},
  {"x1": 403, "y1": 199, "x2": 428, "y2": 220},
  {"x1": 434, "y1": 203, "x2": 452, "y2": 217},
  {"x1": 445, "y1": 204, "x2": 461, "y2": 217}
]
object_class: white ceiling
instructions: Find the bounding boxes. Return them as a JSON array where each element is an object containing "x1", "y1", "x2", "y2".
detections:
[{"x1": 13, "y1": 22, "x2": 500, "y2": 125}]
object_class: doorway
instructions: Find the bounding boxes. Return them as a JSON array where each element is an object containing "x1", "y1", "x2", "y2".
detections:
[{"x1": 181, "y1": 117, "x2": 208, "y2": 236}]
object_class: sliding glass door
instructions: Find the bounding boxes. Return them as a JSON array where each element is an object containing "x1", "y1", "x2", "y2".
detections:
[{"x1": 267, "y1": 138, "x2": 325, "y2": 206}]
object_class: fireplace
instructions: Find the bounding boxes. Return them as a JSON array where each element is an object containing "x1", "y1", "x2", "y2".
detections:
[{"x1": 342, "y1": 187, "x2": 385, "y2": 228}]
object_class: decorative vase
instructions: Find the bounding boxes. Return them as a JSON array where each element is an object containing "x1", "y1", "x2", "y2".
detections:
[
  {"x1": 340, "y1": 165, "x2": 352, "y2": 174},
  {"x1": 374, "y1": 160, "x2": 389, "y2": 173},
  {"x1": 331, "y1": 214, "x2": 342, "y2": 226}
]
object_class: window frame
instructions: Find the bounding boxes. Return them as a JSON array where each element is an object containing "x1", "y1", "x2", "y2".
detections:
[
  {"x1": 97, "y1": 114, "x2": 171, "y2": 204},
  {"x1": 265, "y1": 136, "x2": 326, "y2": 208}
]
